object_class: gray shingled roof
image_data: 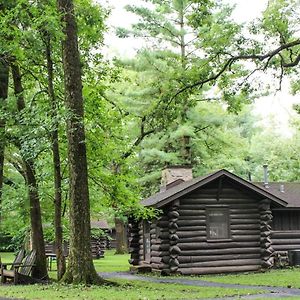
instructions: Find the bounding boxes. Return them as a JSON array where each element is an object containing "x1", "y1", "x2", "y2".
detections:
[
  {"x1": 91, "y1": 220, "x2": 111, "y2": 229},
  {"x1": 141, "y1": 169, "x2": 290, "y2": 208},
  {"x1": 254, "y1": 182, "x2": 300, "y2": 208}
]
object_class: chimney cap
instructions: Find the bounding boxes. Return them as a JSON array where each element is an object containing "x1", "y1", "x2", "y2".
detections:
[
  {"x1": 162, "y1": 164, "x2": 193, "y2": 170},
  {"x1": 160, "y1": 165, "x2": 193, "y2": 191}
]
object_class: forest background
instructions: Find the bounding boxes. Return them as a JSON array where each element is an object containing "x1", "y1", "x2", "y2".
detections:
[{"x1": 1, "y1": 0, "x2": 300, "y2": 283}]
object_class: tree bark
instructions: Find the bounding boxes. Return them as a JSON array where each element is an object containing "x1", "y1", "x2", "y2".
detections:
[
  {"x1": 44, "y1": 32, "x2": 66, "y2": 280},
  {"x1": 0, "y1": 56, "x2": 9, "y2": 222},
  {"x1": 115, "y1": 217, "x2": 128, "y2": 254},
  {"x1": 24, "y1": 160, "x2": 48, "y2": 279},
  {"x1": 11, "y1": 63, "x2": 48, "y2": 280},
  {"x1": 57, "y1": 0, "x2": 102, "y2": 284}
]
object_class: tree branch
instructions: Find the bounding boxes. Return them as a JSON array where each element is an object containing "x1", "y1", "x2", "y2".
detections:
[
  {"x1": 121, "y1": 116, "x2": 155, "y2": 160},
  {"x1": 168, "y1": 38, "x2": 300, "y2": 103}
]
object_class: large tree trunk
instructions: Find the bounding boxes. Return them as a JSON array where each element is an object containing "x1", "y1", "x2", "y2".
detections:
[
  {"x1": 45, "y1": 33, "x2": 66, "y2": 280},
  {"x1": 57, "y1": 0, "x2": 102, "y2": 284},
  {"x1": 0, "y1": 56, "x2": 9, "y2": 222},
  {"x1": 11, "y1": 63, "x2": 48, "y2": 280},
  {"x1": 115, "y1": 217, "x2": 128, "y2": 254}
]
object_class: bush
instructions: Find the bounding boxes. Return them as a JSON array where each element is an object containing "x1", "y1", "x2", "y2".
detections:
[
  {"x1": 0, "y1": 233, "x2": 13, "y2": 251},
  {"x1": 10, "y1": 227, "x2": 30, "y2": 251}
]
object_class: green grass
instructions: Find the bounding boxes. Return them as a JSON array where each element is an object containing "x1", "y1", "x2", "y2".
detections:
[
  {"x1": 0, "y1": 252, "x2": 14, "y2": 263},
  {"x1": 0, "y1": 249, "x2": 130, "y2": 280},
  {"x1": 2, "y1": 250, "x2": 300, "y2": 291},
  {"x1": 0, "y1": 279, "x2": 261, "y2": 300},
  {"x1": 93, "y1": 249, "x2": 130, "y2": 273},
  {"x1": 200, "y1": 268, "x2": 300, "y2": 289},
  {"x1": 0, "y1": 250, "x2": 263, "y2": 299}
]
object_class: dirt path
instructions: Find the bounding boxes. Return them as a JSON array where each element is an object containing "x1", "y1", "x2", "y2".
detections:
[{"x1": 99, "y1": 271, "x2": 300, "y2": 299}]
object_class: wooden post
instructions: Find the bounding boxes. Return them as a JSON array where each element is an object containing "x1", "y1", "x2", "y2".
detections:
[
  {"x1": 259, "y1": 199, "x2": 274, "y2": 269},
  {"x1": 168, "y1": 199, "x2": 180, "y2": 273}
]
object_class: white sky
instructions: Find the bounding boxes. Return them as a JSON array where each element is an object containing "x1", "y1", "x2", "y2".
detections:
[{"x1": 100, "y1": 0, "x2": 300, "y2": 136}]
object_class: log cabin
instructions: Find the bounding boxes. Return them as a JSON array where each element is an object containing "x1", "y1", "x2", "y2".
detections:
[{"x1": 128, "y1": 167, "x2": 300, "y2": 275}]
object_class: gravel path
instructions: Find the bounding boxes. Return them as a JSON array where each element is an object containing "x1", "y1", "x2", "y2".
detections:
[{"x1": 99, "y1": 271, "x2": 300, "y2": 299}]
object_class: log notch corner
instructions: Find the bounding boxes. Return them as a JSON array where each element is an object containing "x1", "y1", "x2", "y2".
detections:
[
  {"x1": 128, "y1": 217, "x2": 140, "y2": 265},
  {"x1": 259, "y1": 199, "x2": 274, "y2": 269},
  {"x1": 168, "y1": 199, "x2": 180, "y2": 273}
]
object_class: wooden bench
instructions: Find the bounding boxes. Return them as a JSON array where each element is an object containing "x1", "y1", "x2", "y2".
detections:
[
  {"x1": 1, "y1": 250, "x2": 36, "y2": 284},
  {"x1": 45, "y1": 242, "x2": 69, "y2": 270},
  {"x1": 0, "y1": 249, "x2": 25, "y2": 271}
]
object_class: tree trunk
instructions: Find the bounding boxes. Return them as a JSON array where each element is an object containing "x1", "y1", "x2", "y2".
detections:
[
  {"x1": 44, "y1": 32, "x2": 66, "y2": 280},
  {"x1": 57, "y1": 0, "x2": 102, "y2": 284},
  {"x1": 11, "y1": 63, "x2": 48, "y2": 280},
  {"x1": 0, "y1": 56, "x2": 9, "y2": 222},
  {"x1": 24, "y1": 160, "x2": 48, "y2": 279},
  {"x1": 115, "y1": 217, "x2": 128, "y2": 254}
]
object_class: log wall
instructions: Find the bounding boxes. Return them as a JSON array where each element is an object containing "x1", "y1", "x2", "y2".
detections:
[
  {"x1": 138, "y1": 222, "x2": 144, "y2": 262},
  {"x1": 259, "y1": 199, "x2": 274, "y2": 268},
  {"x1": 271, "y1": 230, "x2": 300, "y2": 252},
  {"x1": 168, "y1": 199, "x2": 180, "y2": 273},
  {"x1": 271, "y1": 211, "x2": 300, "y2": 254},
  {"x1": 150, "y1": 212, "x2": 170, "y2": 273},
  {"x1": 176, "y1": 180, "x2": 262, "y2": 275},
  {"x1": 128, "y1": 218, "x2": 140, "y2": 265}
]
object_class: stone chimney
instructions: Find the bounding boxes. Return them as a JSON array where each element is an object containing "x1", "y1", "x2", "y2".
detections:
[{"x1": 160, "y1": 166, "x2": 193, "y2": 191}]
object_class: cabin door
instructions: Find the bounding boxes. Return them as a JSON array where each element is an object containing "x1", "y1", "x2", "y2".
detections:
[{"x1": 143, "y1": 221, "x2": 151, "y2": 263}]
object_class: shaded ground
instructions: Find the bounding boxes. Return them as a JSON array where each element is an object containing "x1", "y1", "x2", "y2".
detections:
[
  {"x1": 1, "y1": 272, "x2": 300, "y2": 299},
  {"x1": 99, "y1": 271, "x2": 300, "y2": 299}
]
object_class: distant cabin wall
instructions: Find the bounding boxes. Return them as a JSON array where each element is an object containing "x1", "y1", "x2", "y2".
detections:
[
  {"x1": 128, "y1": 218, "x2": 140, "y2": 265},
  {"x1": 176, "y1": 179, "x2": 263, "y2": 275},
  {"x1": 129, "y1": 212, "x2": 172, "y2": 271},
  {"x1": 129, "y1": 219, "x2": 152, "y2": 266},
  {"x1": 271, "y1": 210, "x2": 300, "y2": 252},
  {"x1": 138, "y1": 221, "x2": 144, "y2": 262},
  {"x1": 133, "y1": 219, "x2": 153, "y2": 265}
]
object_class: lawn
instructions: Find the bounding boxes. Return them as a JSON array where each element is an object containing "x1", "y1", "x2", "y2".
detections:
[
  {"x1": 0, "y1": 252, "x2": 14, "y2": 263},
  {"x1": 93, "y1": 249, "x2": 130, "y2": 272},
  {"x1": 200, "y1": 268, "x2": 300, "y2": 289},
  {"x1": 1, "y1": 249, "x2": 130, "y2": 280},
  {"x1": 0, "y1": 279, "x2": 260, "y2": 300},
  {"x1": 0, "y1": 250, "x2": 261, "y2": 300},
  {"x1": 2, "y1": 250, "x2": 300, "y2": 291},
  {"x1": 0, "y1": 250, "x2": 130, "y2": 273}
]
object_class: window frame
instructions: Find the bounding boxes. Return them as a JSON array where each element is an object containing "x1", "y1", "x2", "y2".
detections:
[{"x1": 206, "y1": 207, "x2": 231, "y2": 242}]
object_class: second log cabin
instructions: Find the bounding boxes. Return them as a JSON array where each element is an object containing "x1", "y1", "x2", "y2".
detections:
[{"x1": 129, "y1": 167, "x2": 300, "y2": 275}]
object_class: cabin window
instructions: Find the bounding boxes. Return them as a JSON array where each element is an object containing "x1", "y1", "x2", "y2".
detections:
[
  {"x1": 206, "y1": 208, "x2": 230, "y2": 240},
  {"x1": 273, "y1": 211, "x2": 300, "y2": 231}
]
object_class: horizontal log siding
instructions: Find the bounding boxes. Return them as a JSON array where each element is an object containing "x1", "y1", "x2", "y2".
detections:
[
  {"x1": 177, "y1": 181, "x2": 262, "y2": 275},
  {"x1": 272, "y1": 231, "x2": 300, "y2": 251}
]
